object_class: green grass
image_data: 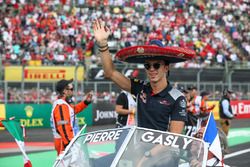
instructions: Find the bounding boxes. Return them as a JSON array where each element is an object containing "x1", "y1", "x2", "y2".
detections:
[
  {"x1": 228, "y1": 127, "x2": 250, "y2": 146},
  {"x1": 0, "y1": 150, "x2": 57, "y2": 167}
]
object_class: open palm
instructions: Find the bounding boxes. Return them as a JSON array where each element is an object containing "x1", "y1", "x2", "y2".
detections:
[{"x1": 93, "y1": 19, "x2": 111, "y2": 44}]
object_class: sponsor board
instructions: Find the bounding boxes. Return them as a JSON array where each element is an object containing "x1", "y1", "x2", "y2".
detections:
[
  {"x1": 6, "y1": 104, "x2": 51, "y2": 128},
  {"x1": 231, "y1": 100, "x2": 250, "y2": 119},
  {"x1": 5, "y1": 66, "x2": 84, "y2": 82},
  {"x1": 76, "y1": 104, "x2": 93, "y2": 126},
  {"x1": 208, "y1": 100, "x2": 250, "y2": 119},
  {"x1": 5, "y1": 103, "x2": 93, "y2": 128},
  {"x1": 88, "y1": 67, "x2": 123, "y2": 81},
  {"x1": 92, "y1": 101, "x2": 117, "y2": 125},
  {"x1": 207, "y1": 101, "x2": 220, "y2": 120},
  {"x1": 0, "y1": 104, "x2": 6, "y2": 130},
  {"x1": 88, "y1": 67, "x2": 146, "y2": 81}
]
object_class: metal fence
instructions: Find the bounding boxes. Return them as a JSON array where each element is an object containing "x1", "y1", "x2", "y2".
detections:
[{"x1": 0, "y1": 81, "x2": 249, "y2": 104}]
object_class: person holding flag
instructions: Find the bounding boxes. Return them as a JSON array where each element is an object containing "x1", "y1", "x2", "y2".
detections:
[{"x1": 1, "y1": 119, "x2": 32, "y2": 167}]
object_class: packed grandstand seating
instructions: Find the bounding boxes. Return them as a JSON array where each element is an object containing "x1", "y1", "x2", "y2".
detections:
[
  {"x1": 0, "y1": 0, "x2": 249, "y2": 67},
  {"x1": 0, "y1": 0, "x2": 249, "y2": 103}
]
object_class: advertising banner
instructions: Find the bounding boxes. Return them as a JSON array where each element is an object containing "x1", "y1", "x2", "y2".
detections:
[
  {"x1": 6, "y1": 104, "x2": 52, "y2": 128},
  {"x1": 5, "y1": 103, "x2": 93, "y2": 128},
  {"x1": 231, "y1": 100, "x2": 250, "y2": 119},
  {"x1": 207, "y1": 101, "x2": 220, "y2": 120},
  {"x1": 0, "y1": 104, "x2": 6, "y2": 130},
  {"x1": 76, "y1": 104, "x2": 93, "y2": 126},
  {"x1": 4, "y1": 66, "x2": 22, "y2": 81},
  {"x1": 92, "y1": 101, "x2": 117, "y2": 125},
  {"x1": 88, "y1": 67, "x2": 124, "y2": 81},
  {"x1": 3, "y1": 100, "x2": 249, "y2": 128},
  {"x1": 123, "y1": 68, "x2": 146, "y2": 80},
  {"x1": 5, "y1": 66, "x2": 84, "y2": 82},
  {"x1": 208, "y1": 100, "x2": 250, "y2": 119},
  {"x1": 88, "y1": 67, "x2": 146, "y2": 81}
]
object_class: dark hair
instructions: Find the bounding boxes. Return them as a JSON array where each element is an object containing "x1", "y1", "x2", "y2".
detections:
[
  {"x1": 223, "y1": 88, "x2": 233, "y2": 96},
  {"x1": 187, "y1": 85, "x2": 197, "y2": 91},
  {"x1": 164, "y1": 60, "x2": 170, "y2": 65},
  {"x1": 164, "y1": 60, "x2": 170, "y2": 77},
  {"x1": 56, "y1": 79, "x2": 73, "y2": 95},
  {"x1": 200, "y1": 91, "x2": 209, "y2": 97}
]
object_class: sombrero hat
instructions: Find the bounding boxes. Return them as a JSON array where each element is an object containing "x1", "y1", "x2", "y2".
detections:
[{"x1": 115, "y1": 45, "x2": 196, "y2": 64}]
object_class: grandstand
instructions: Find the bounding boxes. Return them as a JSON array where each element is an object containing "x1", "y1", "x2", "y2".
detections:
[{"x1": 0, "y1": 0, "x2": 249, "y2": 104}]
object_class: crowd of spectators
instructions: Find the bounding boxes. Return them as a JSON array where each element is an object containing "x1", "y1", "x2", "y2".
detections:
[
  {"x1": 214, "y1": 0, "x2": 250, "y2": 59},
  {"x1": 0, "y1": 0, "x2": 249, "y2": 69},
  {"x1": 0, "y1": 0, "x2": 249, "y2": 103}
]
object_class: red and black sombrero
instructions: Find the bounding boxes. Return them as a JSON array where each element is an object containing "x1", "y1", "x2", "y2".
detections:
[{"x1": 115, "y1": 45, "x2": 196, "y2": 64}]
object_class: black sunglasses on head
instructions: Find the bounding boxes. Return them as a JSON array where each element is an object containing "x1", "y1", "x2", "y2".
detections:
[{"x1": 144, "y1": 63, "x2": 162, "y2": 70}]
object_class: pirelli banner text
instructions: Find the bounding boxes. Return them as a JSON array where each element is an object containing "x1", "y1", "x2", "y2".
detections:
[
  {"x1": 4, "y1": 104, "x2": 93, "y2": 128},
  {"x1": 4, "y1": 66, "x2": 85, "y2": 82}
]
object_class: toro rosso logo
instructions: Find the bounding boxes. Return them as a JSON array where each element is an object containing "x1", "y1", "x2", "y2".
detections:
[{"x1": 159, "y1": 100, "x2": 170, "y2": 106}]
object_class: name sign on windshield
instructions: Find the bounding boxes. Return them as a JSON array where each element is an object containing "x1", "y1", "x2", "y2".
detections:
[
  {"x1": 141, "y1": 131, "x2": 194, "y2": 150},
  {"x1": 83, "y1": 130, "x2": 123, "y2": 143}
]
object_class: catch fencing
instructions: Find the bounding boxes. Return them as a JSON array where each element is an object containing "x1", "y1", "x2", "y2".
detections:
[{"x1": 0, "y1": 81, "x2": 249, "y2": 104}]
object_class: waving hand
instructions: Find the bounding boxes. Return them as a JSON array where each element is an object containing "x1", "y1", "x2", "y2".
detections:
[{"x1": 93, "y1": 19, "x2": 111, "y2": 46}]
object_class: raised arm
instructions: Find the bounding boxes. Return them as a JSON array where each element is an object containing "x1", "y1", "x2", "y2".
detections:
[{"x1": 92, "y1": 19, "x2": 131, "y2": 92}]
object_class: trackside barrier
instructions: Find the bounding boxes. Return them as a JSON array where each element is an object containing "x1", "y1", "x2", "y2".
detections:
[
  {"x1": 231, "y1": 100, "x2": 250, "y2": 119},
  {"x1": 202, "y1": 100, "x2": 250, "y2": 120},
  {"x1": 92, "y1": 101, "x2": 116, "y2": 125},
  {"x1": 4, "y1": 103, "x2": 93, "y2": 128},
  {"x1": 1, "y1": 100, "x2": 250, "y2": 128},
  {"x1": 0, "y1": 104, "x2": 6, "y2": 130}
]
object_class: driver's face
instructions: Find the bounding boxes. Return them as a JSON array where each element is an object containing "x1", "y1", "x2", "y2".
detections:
[{"x1": 144, "y1": 60, "x2": 168, "y2": 83}]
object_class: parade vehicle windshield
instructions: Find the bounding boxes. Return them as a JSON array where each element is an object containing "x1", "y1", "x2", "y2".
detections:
[{"x1": 54, "y1": 126, "x2": 208, "y2": 167}]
